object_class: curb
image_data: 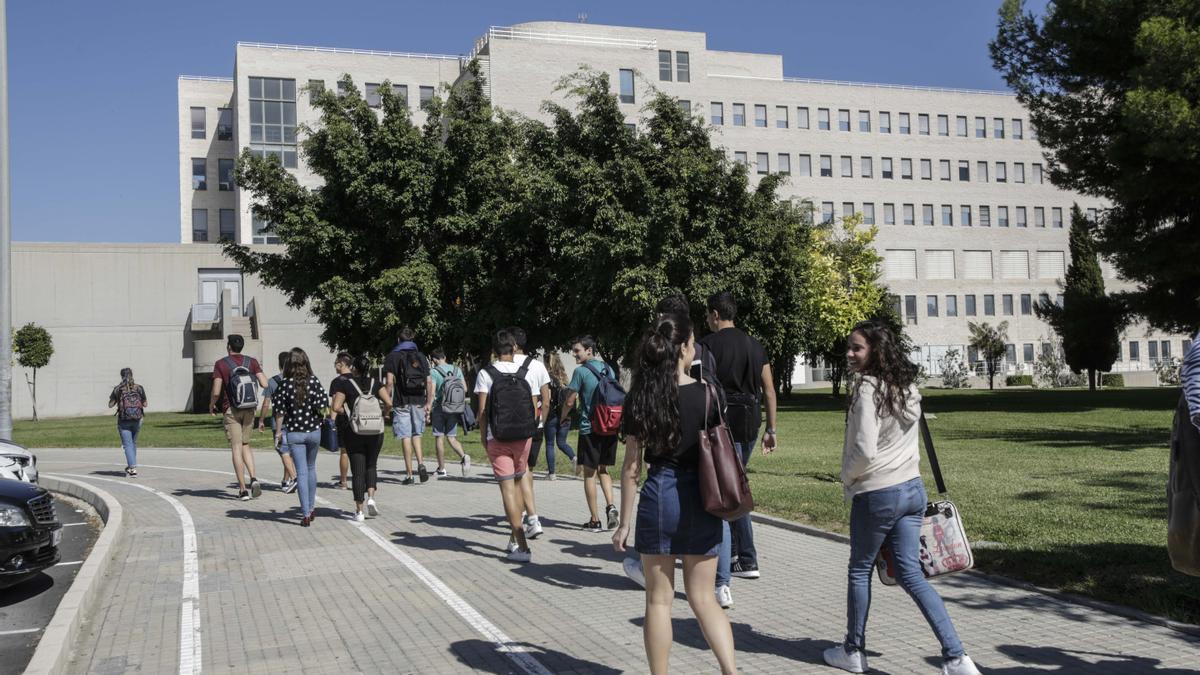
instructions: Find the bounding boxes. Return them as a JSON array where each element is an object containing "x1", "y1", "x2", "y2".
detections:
[
  {"x1": 748, "y1": 511, "x2": 1200, "y2": 638},
  {"x1": 23, "y1": 475, "x2": 125, "y2": 675}
]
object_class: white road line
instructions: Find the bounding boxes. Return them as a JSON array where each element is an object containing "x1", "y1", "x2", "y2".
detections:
[
  {"x1": 61, "y1": 522, "x2": 89, "y2": 527},
  {"x1": 54, "y1": 560, "x2": 83, "y2": 566},
  {"x1": 0, "y1": 628, "x2": 42, "y2": 636},
  {"x1": 55, "y1": 474, "x2": 202, "y2": 675}
]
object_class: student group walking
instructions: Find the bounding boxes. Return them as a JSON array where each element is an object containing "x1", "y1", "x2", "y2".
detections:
[{"x1": 113, "y1": 291, "x2": 983, "y2": 674}]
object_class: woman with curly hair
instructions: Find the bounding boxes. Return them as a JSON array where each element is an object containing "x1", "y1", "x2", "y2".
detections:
[
  {"x1": 612, "y1": 313, "x2": 737, "y2": 675},
  {"x1": 272, "y1": 348, "x2": 326, "y2": 527},
  {"x1": 823, "y1": 320, "x2": 980, "y2": 675}
]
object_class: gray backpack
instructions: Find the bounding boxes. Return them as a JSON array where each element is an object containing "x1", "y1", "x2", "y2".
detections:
[
  {"x1": 348, "y1": 378, "x2": 385, "y2": 436},
  {"x1": 437, "y1": 365, "x2": 467, "y2": 415}
]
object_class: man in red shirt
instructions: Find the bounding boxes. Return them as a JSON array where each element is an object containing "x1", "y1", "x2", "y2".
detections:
[{"x1": 209, "y1": 334, "x2": 270, "y2": 500}]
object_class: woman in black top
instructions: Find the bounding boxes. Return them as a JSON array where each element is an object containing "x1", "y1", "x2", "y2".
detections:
[
  {"x1": 612, "y1": 314, "x2": 736, "y2": 675},
  {"x1": 330, "y1": 355, "x2": 392, "y2": 522},
  {"x1": 272, "y1": 348, "x2": 326, "y2": 526}
]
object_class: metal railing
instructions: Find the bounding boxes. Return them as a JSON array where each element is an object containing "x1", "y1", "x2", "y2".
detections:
[
  {"x1": 236, "y1": 41, "x2": 460, "y2": 61},
  {"x1": 709, "y1": 73, "x2": 1013, "y2": 97},
  {"x1": 178, "y1": 75, "x2": 233, "y2": 83},
  {"x1": 471, "y1": 25, "x2": 657, "y2": 61}
]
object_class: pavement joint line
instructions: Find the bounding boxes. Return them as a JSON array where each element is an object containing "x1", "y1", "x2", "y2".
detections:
[{"x1": 55, "y1": 473, "x2": 203, "y2": 675}]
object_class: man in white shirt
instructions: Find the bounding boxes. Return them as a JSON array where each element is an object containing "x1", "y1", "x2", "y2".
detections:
[{"x1": 508, "y1": 327, "x2": 552, "y2": 541}]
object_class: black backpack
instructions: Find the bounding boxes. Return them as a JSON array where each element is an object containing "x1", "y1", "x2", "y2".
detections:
[
  {"x1": 396, "y1": 349, "x2": 430, "y2": 396},
  {"x1": 484, "y1": 356, "x2": 538, "y2": 441}
]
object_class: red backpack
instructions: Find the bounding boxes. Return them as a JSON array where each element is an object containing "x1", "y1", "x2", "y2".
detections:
[{"x1": 581, "y1": 362, "x2": 625, "y2": 436}]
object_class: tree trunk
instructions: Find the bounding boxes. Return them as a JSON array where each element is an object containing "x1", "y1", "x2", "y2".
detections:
[
  {"x1": 31, "y1": 369, "x2": 38, "y2": 422},
  {"x1": 987, "y1": 367, "x2": 995, "y2": 390},
  {"x1": 1088, "y1": 369, "x2": 1097, "y2": 391}
]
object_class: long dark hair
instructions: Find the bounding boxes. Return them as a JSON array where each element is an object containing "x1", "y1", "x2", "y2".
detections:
[
  {"x1": 621, "y1": 314, "x2": 692, "y2": 456},
  {"x1": 283, "y1": 347, "x2": 313, "y2": 406},
  {"x1": 849, "y1": 320, "x2": 918, "y2": 417},
  {"x1": 351, "y1": 354, "x2": 374, "y2": 389},
  {"x1": 118, "y1": 367, "x2": 136, "y2": 392}
]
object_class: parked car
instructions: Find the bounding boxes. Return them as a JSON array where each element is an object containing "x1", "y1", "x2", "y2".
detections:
[
  {"x1": 0, "y1": 439, "x2": 38, "y2": 483},
  {"x1": 0, "y1": 479, "x2": 62, "y2": 588}
]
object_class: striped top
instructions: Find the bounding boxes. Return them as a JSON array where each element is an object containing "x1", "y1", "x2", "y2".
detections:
[{"x1": 1182, "y1": 331, "x2": 1200, "y2": 429}]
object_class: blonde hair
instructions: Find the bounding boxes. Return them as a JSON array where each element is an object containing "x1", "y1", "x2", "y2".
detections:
[{"x1": 547, "y1": 354, "x2": 568, "y2": 387}]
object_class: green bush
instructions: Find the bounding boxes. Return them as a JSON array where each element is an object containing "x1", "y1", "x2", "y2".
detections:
[
  {"x1": 1006, "y1": 374, "x2": 1034, "y2": 387},
  {"x1": 1101, "y1": 373, "x2": 1125, "y2": 388}
]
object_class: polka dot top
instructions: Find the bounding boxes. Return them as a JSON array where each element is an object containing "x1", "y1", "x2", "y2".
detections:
[{"x1": 274, "y1": 375, "x2": 327, "y2": 433}]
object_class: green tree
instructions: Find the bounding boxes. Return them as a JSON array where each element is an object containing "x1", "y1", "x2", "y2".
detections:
[
  {"x1": 1034, "y1": 205, "x2": 1126, "y2": 390},
  {"x1": 13, "y1": 323, "x2": 53, "y2": 421},
  {"x1": 992, "y1": 0, "x2": 1200, "y2": 332},
  {"x1": 968, "y1": 321, "x2": 1009, "y2": 390}
]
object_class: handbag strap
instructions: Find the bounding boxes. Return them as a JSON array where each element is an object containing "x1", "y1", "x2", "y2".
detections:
[{"x1": 918, "y1": 412, "x2": 948, "y2": 496}]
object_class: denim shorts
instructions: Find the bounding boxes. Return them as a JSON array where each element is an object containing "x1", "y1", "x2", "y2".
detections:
[
  {"x1": 431, "y1": 408, "x2": 459, "y2": 437},
  {"x1": 636, "y1": 466, "x2": 722, "y2": 556},
  {"x1": 392, "y1": 404, "x2": 426, "y2": 439}
]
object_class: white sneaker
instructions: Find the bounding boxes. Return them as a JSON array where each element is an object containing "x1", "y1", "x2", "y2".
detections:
[
  {"x1": 524, "y1": 516, "x2": 543, "y2": 539},
  {"x1": 352, "y1": 511, "x2": 365, "y2": 523},
  {"x1": 716, "y1": 584, "x2": 733, "y2": 609},
  {"x1": 822, "y1": 645, "x2": 867, "y2": 673},
  {"x1": 622, "y1": 557, "x2": 646, "y2": 588},
  {"x1": 461, "y1": 455, "x2": 471, "y2": 476},
  {"x1": 366, "y1": 498, "x2": 378, "y2": 517},
  {"x1": 942, "y1": 655, "x2": 981, "y2": 675},
  {"x1": 506, "y1": 538, "x2": 519, "y2": 554},
  {"x1": 546, "y1": 473, "x2": 557, "y2": 481},
  {"x1": 506, "y1": 549, "x2": 531, "y2": 563}
]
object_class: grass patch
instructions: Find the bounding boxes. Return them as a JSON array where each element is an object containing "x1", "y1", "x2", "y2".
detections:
[{"x1": 15, "y1": 387, "x2": 1198, "y2": 623}]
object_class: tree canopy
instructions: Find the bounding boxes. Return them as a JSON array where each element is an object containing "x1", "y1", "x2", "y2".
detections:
[{"x1": 968, "y1": 321, "x2": 1009, "y2": 390}]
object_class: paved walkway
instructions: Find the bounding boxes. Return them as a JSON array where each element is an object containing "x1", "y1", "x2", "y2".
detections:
[{"x1": 36, "y1": 447, "x2": 1200, "y2": 674}]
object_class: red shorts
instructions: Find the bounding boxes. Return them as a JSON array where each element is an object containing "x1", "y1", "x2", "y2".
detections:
[{"x1": 485, "y1": 438, "x2": 532, "y2": 481}]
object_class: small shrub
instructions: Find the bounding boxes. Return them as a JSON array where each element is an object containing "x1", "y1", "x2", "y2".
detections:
[
  {"x1": 1156, "y1": 357, "x2": 1181, "y2": 386},
  {"x1": 1006, "y1": 374, "x2": 1034, "y2": 387},
  {"x1": 938, "y1": 348, "x2": 970, "y2": 389},
  {"x1": 1101, "y1": 373, "x2": 1125, "y2": 388}
]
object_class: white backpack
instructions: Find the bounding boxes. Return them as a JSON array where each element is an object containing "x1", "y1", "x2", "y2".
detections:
[{"x1": 349, "y1": 378, "x2": 385, "y2": 436}]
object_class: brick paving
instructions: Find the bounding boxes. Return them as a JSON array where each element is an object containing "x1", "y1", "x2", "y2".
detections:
[{"x1": 38, "y1": 447, "x2": 1200, "y2": 674}]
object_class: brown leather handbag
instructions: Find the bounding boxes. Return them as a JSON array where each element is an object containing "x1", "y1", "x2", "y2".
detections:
[{"x1": 698, "y1": 382, "x2": 754, "y2": 521}]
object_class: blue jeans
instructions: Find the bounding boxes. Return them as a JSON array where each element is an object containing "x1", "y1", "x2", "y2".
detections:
[
  {"x1": 716, "y1": 520, "x2": 731, "y2": 587},
  {"x1": 117, "y1": 419, "x2": 142, "y2": 467},
  {"x1": 286, "y1": 430, "x2": 321, "y2": 516},
  {"x1": 543, "y1": 417, "x2": 575, "y2": 474},
  {"x1": 845, "y1": 477, "x2": 964, "y2": 659},
  {"x1": 730, "y1": 437, "x2": 758, "y2": 566}
]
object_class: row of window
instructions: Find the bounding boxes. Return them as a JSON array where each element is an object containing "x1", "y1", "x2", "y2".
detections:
[
  {"x1": 710, "y1": 104, "x2": 1030, "y2": 140},
  {"x1": 823, "y1": 201, "x2": 1086, "y2": 230},
  {"x1": 316, "y1": 80, "x2": 436, "y2": 110},
  {"x1": 248, "y1": 77, "x2": 298, "y2": 168},
  {"x1": 736, "y1": 151, "x2": 1047, "y2": 185},
  {"x1": 885, "y1": 249, "x2": 1067, "y2": 281},
  {"x1": 191, "y1": 208, "x2": 235, "y2": 243},
  {"x1": 895, "y1": 292, "x2": 1061, "y2": 325},
  {"x1": 657, "y1": 51, "x2": 691, "y2": 83},
  {"x1": 958, "y1": 339, "x2": 1185, "y2": 365},
  {"x1": 191, "y1": 158, "x2": 235, "y2": 191},
  {"x1": 189, "y1": 107, "x2": 233, "y2": 141}
]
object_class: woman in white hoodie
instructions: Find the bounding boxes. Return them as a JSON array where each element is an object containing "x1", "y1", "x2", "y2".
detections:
[{"x1": 823, "y1": 320, "x2": 980, "y2": 675}]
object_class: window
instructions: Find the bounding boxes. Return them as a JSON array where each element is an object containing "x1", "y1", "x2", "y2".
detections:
[
  {"x1": 1150, "y1": 341, "x2": 1159, "y2": 361},
  {"x1": 920, "y1": 159, "x2": 932, "y2": 180},
  {"x1": 842, "y1": 201, "x2": 855, "y2": 218},
  {"x1": 881, "y1": 157, "x2": 893, "y2": 179},
  {"x1": 883, "y1": 203, "x2": 895, "y2": 225},
  {"x1": 365, "y1": 83, "x2": 381, "y2": 108},
  {"x1": 977, "y1": 161, "x2": 989, "y2": 182},
  {"x1": 821, "y1": 202, "x2": 834, "y2": 223},
  {"x1": 1024, "y1": 343, "x2": 1035, "y2": 363},
  {"x1": 734, "y1": 151, "x2": 748, "y2": 165},
  {"x1": 1087, "y1": 207, "x2": 1098, "y2": 222},
  {"x1": 901, "y1": 158, "x2": 913, "y2": 179},
  {"x1": 841, "y1": 155, "x2": 853, "y2": 177},
  {"x1": 337, "y1": 81, "x2": 350, "y2": 98},
  {"x1": 1005, "y1": 344, "x2": 1017, "y2": 365},
  {"x1": 984, "y1": 294, "x2": 996, "y2": 315},
  {"x1": 903, "y1": 203, "x2": 915, "y2": 225},
  {"x1": 711, "y1": 102, "x2": 724, "y2": 125},
  {"x1": 941, "y1": 204, "x2": 953, "y2": 226},
  {"x1": 797, "y1": 107, "x2": 810, "y2": 129},
  {"x1": 798, "y1": 154, "x2": 812, "y2": 176},
  {"x1": 218, "y1": 159, "x2": 234, "y2": 191},
  {"x1": 1186, "y1": 339, "x2": 1194, "y2": 354},
  {"x1": 1021, "y1": 294, "x2": 1032, "y2": 315},
  {"x1": 838, "y1": 109, "x2": 851, "y2": 131},
  {"x1": 975, "y1": 116, "x2": 986, "y2": 138},
  {"x1": 937, "y1": 114, "x2": 949, "y2": 136},
  {"x1": 618, "y1": 70, "x2": 635, "y2": 103},
  {"x1": 926, "y1": 250, "x2": 955, "y2": 279},
  {"x1": 191, "y1": 158, "x2": 207, "y2": 190},
  {"x1": 756, "y1": 153, "x2": 769, "y2": 174},
  {"x1": 996, "y1": 162, "x2": 1007, "y2": 182},
  {"x1": 956, "y1": 115, "x2": 968, "y2": 137},
  {"x1": 1002, "y1": 294, "x2": 1014, "y2": 315},
  {"x1": 248, "y1": 77, "x2": 298, "y2": 168},
  {"x1": 1014, "y1": 162, "x2": 1025, "y2": 183},
  {"x1": 820, "y1": 155, "x2": 833, "y2": 177},
  {"x1": 1164, "y1": 340, "x2": 1174, "y2": 359},
  {"x1": 961, "y1": 205, "x2": 973, "y2": 226},
  {"x1": 918, "y1": 113, "x2": 930, "y2": 135},
  {"x1": 922, "y1": 204, "x2": 934, "y2": 226},
  {"x1": 252, "y1": 214, "x2": 279, "y2": 244},
  {"x1": 776, "y1": 105, "x2": 788, "y2": 128},
  {"x1": 979, "y1": 205, "x2": 991, "y2": 226},
  {"x1": 755, "y1": 104, "x2": 767, "y2": 128},
  {"x1": 308, "y1": 79, "x2": 324, "y2": 105},
  {"x1": 190, "y1": 107, "x2": 205, "y2": 139},
  {"x1": 965, "y1": 295, "x2": 977, "y2": 316},
  {"x1": 958, "y1": 161, "x2": 970, "y2": 181},
  {"x1": 219, "y1": 209, "x2": 236, "y2": 242},
  {"x1": 778, "y1": 153, "x2": 791, "y2": 174},
  {"x1": 676, "y1": 51, "x2": 690, "y2": 82},
  {"x1": 216, "y1": 108, "x2": 233, "y2": 141},
  {"x1": 659, "y1": 50, "x2": 672, "y2": 81},
  {"x1": 818, "y1": 107, "x2": 830, "y2": 130},
  {"x1": 947, "y1": 296, "x2": 959, "y2": 316},
  {"x1": 859, "y1": 110, "x2": 871, "y2": 132},
  {"x1": 1126, "y1": 341, "x2": 1141, "y2": 361},
  {"x1": 1016, "y1": 206, "x2": 1027, "y2": 227},
  {"x1": 939, "y1": 160, "x2": 951, "y2": 181},
  {"x1": 1052, "y1": 207, "x2": 1064, "y2": 228},
  {"x1": 927, "y1": 295, "x2": 939, "y2": 317},
  {"x1": 1039, "y1": 292, "x2": 1051, "y2": 306},
  {"x1": 733, "y1": 103, "x2": 746, "y2": 126},
  {"x1": 1034, "y1": 207, "x2": 1046, "y2": 228},
  {"x1": 862, "y1": 202, "x2": 875, "y2": 225},
  {"x1": 1038, "y1": 250, "x2": 1066, "y2": 278},
  {"x1": 1033, "y1": 163, "x2": 1044, "y2": 183},
  {"x1": 905, "y1": 295, "x2": 918, "y2": 325},
  {"x1": 860, "y1": 156, "x2": 873, "y2": 177},
  {"x1": 998, "y1": 206, "x2": 1009, "y2": 227},
  {"x1": 993, "y1": 117, "x2": 1005, "y2": 139},
  {"x1": 192, "y1": 209, "x2": 208, "y2": 242},
  {"x1": 392, "y1": 84, "x2": 408, "y2": 107},
  {"x1": 899, "y1": 112, "x2": 910, "y2": 134},
  {"x1": 419, "y1": 85, "x2": 435, "y2": 110},
  {"x1": 879, "y1": 111, "x2": 891, "y2": 133},
  {"x1": 964, "y1": 250, "x2": 993, "y2": 279},
  {"x1": 1012, "y1": 119, "x2": 1024, "y2": 140}
]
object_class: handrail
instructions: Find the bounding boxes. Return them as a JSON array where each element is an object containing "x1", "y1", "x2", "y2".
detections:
[
  {"x1": 474, "y1": 25, "x2": 657, "y2": 59},
  {"x1": 236, "y1": 41, "x2": 460, "y2": 61},
  {"x1": 710, "y1": 73, "x2": 1013, "y2": 97},
  {"x1": 178, "y1": 75, "x2": 233, "y2": 83}
]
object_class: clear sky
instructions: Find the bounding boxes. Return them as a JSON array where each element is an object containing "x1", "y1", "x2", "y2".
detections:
[{"x1": 7, "y1": 0, "x2": 1044, "y2": 243}]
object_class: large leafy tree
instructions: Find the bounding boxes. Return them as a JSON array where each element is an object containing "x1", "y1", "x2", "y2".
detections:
[
  {"x1": 992, "y1": 0, "x2": 1200, "y2": 332},
  {"x1": 1035, "y1": 205, "x2": 1126, "y2": 390}
]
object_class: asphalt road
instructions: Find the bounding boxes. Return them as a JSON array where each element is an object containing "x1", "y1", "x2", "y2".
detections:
[{"x1": 0, "y1": 492, "x2": 101, "y2": 675}]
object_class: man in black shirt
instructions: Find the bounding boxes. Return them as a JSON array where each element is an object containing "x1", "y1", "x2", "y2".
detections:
[
  {"x1": 384, "y1": 328, "x2": 435, "y2": 485},
  {"x1": 701, "y1": 291, "x2": 779, "y2": 579}
]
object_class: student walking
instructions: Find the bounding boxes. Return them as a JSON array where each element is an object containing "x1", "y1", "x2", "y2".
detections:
[
  {"x1": 256, "y1": 351, "x2": 298, "y2": 493},
  {"x1": 823, "y1": 321, "x2": 979, "y2": 675},
  {"x1": 560, "y1": 335, "x2": 620, "y2": 532},
  {"x1": 385, "y1": 328, "x2": 434, "y2": 485},
  {"x1": 209, "y1": 334, "x2": 270, "y2": 501},
  {"x1": 108, "y1": 367, "x2": 146, "y2": 477},
  {"x1": 329, "y1": 353, "x2": 354, "y2": 489},
  {"x1": 612, "y1": 313, "x2": 737, "y2": 675},
  {"x1": 430, "y1": 348, "x2": 471, "y2": 476},
  {"x1": 272, "y1": 348, "x2": 327, "y2": 526},
  {"x1": 475, "y1": 330, "x2": 540, "y2": 563},
  {"x1": 508, "y1": 327, "x2": 550, "y2": 541},
  {"x1": 543, "y1": 354, "x2": 577, "y2": 479},
  {"x1": 330, "y1": 355, "x2": 392, "y2": 522}
]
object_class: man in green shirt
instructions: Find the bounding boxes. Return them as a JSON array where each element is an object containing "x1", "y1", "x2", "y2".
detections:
[
  {"x1": 559, "y1": 335, "x2": 619, "y2": 533},
  {"x1": 430, "y1": 347, "x2": 471, "y2": 477}
]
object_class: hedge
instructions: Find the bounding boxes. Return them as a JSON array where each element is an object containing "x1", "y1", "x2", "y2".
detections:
[
  {"x1": 1005, "y1": 374, "x2": 1034, "y2": 387},
  {"x1": 1101, "y1": 373, "x2": 1125, "y2": 388}
]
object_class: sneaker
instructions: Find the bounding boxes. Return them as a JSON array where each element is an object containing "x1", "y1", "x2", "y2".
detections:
[
  {"x1": 581, "y1": 519, "x2": 603, "y2": 532},
  {"x1": 622, "y1": 557, "x2": 646, "y2": 588},
  {"x1": 461, "y1": 455, "x2": 471, "y2": 476},
  {"x1": 418, "y1": 464, "x2": 429, "y2": 483},
  {"x1": 546, "y1": 473, "x2": 557, "y2": 481},
  {"x1": 506, "y1": 538, "x2": 519, "y2": 554},
  {"x1": 352, "y1": 511, "x2": 365, "y2": 523},
  {"x1": 282, "y1": 478, "x2": 298, "y2": 494},
  {"x1": 942, "y1": 655, "x2": 982, "y2": 675},
  {"x1": 506, "y1": 548, "x2": 532, "y2": 563},
  {"x1": 249, "y1": 479, "x2": 262, "y2": 499},
  {"x1": 402, "y1": 476, "x2": 416, "y2": 486},
  {"x1": 525, "y1": 516, "x2": 543, "y2": 540},
  {"x1": 822, "y1": 645, "x2": 867, "y2": 674},
  {"x1": 238, "y1": 490, "x2": 251, "y2": 501},
  {"x1": 435, "y1": 468, "x2": 448, "y2": 477},
  {"x1": 731, "y1": 561, "x2": 760, "y2": 579},
  {"x1": 716, "y1": 584, "x2": 733, "y2": 609},
  {"x1": 366, "y1": 498, "x2": 379, "y2": 517},
  {"x1": 606, "y1": 505, "x2": 619, "y2": 530}
]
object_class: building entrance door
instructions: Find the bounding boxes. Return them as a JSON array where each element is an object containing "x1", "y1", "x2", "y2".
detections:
[{"x1": 198, "y1": 269, "x2": 243, "y2": 315}]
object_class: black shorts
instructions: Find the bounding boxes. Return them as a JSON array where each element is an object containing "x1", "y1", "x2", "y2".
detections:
[{"x1": 578, "y1": 433, "x2": 618, "y2": 469}]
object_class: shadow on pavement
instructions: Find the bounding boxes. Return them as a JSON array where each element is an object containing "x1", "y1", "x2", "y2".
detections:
[
  {"x1": 89, "y1": 470, "x2": 131, "y2": 478},
  {"x1": 225, "y1": 508, "x2": 302, "y2": 524},
  {"x1": 449, "y1": 638, "x2": 622, "y2": 674},
  {"x1": 508, "y1": 561, "x2": 638, "y2": 592},
  {"x1": 408, "y1": 513, "x2": 510, "y2": 536},
  {"x1": 0, "y1": 573, "x2": 54, "y2": 607},
  {"x1": 391, "y1": 531, "x2": 504, "y2": 560},
  {"x1": 969, "y1": 644, "x2": 1200, "y2": 674},
  {"x1": 629, "y1": 617, "x2": 862, "y2": 672},
  {"x1": 172, "y1": 487, "x2": 242, "y2": 501}
]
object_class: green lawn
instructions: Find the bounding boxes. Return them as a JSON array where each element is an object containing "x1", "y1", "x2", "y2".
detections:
[{"x1": 14, "y1": 387, "x2": 1198, "y2": 624}]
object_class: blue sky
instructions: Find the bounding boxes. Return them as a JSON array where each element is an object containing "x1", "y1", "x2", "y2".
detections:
[{"x1": 8, "y1": 0, "x2": 1042, "y2": 243}]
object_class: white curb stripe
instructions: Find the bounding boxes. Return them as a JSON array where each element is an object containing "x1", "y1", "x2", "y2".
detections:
[{"x1": 0, "y1": 628, "x2": 42, "y2": 636}]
